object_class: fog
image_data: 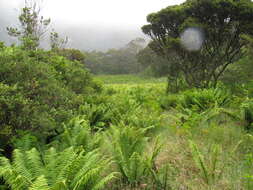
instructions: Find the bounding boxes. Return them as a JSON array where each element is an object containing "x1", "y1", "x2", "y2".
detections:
[{"x1": 0, "y1": 0, "x2": 184, "y2": 51}]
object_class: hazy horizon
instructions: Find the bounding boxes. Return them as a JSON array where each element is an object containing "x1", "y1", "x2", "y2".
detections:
[{"x1": 0, "y1": 0, "x2": 185, "y2": 51}]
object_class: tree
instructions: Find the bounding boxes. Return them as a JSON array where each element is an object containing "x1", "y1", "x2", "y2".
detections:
[
  {"x1": 50, "y1": 30, "x2": 68, "y2": 50},
  {"x1": 142, "y1": 0, "x2": 253, "y2": 88},
  {"x1": 124, "y1": 37, "x2": 146, "y2": 54},
  {"x1": 55, "y1": 48, "x2": 85, "y2": 62},
  {"x1": 7, "y1": 0, "x2": 50, "y2": 50},
  {"x1": 137, "y1": 46, "x2": 170, "y2": 77},
  {"x1": 221, "y1": 34, "x2": 253, "y2": 88}
]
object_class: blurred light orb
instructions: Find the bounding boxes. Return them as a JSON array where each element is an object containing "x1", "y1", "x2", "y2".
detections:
[{"x1": 180, "y1": 27, "x2": 204, "y2": 51}]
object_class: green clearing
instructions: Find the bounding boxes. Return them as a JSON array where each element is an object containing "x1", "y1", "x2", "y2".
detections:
[
  {"x1": 95, "y1": 74, "x2": 167, "y2": 84},
  {"x1": 87, "y1": 74, "x2": 253, "y2": 189}
]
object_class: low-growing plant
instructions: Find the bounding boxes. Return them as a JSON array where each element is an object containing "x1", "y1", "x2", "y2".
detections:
[
  {"x1": 189, "y1": 141, "x2": 223, "y2": 186},
  {"x1": 180, "y1": 88, "x2": 231, "y2": 112},
  {"x1": 0, "y1": 147, "x2": 115, "y2": 190},
  {"x1": 242, "y1": 153, "x2": 253, "y2": 190},
  {"x1": 50, "y1": 116, "x2": 101, "y2": 152},
  {"x1": 241, "y1": 99, "x2": 253, "y2": 130},
  {"x1": 79, "y1": 103, "x2": 115, "y2": 130},
  {"x1": 162, "y1": 88, "x2": 231, "y2": 112},
  {"x1": 160, "y1": 94, "x2": 180, "y2": 109},
  {"x1": 106, "y1": 126, "x2": 162, "y2": 188}
]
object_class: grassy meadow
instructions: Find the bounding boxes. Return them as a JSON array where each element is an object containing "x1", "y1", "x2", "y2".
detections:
[{"x1": 87, "y1": 74, "x2": 253, "y2": 189}]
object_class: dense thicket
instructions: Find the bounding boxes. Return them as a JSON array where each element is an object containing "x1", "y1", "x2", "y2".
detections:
[{"x1": 0, "y1": 43, "x2": 101, "y2": 150}]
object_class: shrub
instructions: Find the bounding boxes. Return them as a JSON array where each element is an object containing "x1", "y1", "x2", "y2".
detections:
[
  {"x1": 0, "y1": 83, "x2": 31, "y2": 147},
  {"x1": 0, "y1": 45, "x2": 101, "y2": 147}
]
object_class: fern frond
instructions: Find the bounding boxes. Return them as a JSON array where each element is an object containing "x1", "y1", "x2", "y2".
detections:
[
  {"x1": 13, "y1": 149, "x2": 33, "y2": 182},
  {"x1": 26, "y1": 148, "x2": 44, "y2": 178},
  {"x1": 28, "y1": 175, "x2": 50, "y2": 190},
  {"x1": 92, "y1": 172, "x2": 117, "y2": 190}
]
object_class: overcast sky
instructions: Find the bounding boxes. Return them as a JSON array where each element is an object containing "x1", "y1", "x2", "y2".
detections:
[
  {"x1": 42, "y1": 0, "x2": 185, "y2": 27},
  {"x1": 0, "y1": 0, "x2": 185, "y2": 50}
]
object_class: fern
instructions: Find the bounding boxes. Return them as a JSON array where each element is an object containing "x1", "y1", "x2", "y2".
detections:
[
  {"x1": 0, "y1": 147, "x2": 115, "y2": 190},
  {"x1": 50, "y1": 116, "x2": 101, "y2": 152},
  {"x1": 28, "y1": 176, "x2": 50, "y2": 190},
  {"x1": 106, "y1": 126, "x2": 161, "y2": 187}
]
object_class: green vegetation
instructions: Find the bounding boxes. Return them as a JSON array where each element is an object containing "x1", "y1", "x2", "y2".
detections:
[
  {"x1": 95, "y1": 74, "x2": 166, "y2": 84},
  {"x1": 85, "y1": 38, "x2": 146, "y2": 75},
  {"x1": 142, "y1": 0, "x2": 253, "y2": 89},
  {"x1": 1, "y1": 0, "x2": 253, "y2": 189}
]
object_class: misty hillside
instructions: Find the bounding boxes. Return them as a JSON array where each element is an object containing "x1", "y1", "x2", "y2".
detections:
[{"x1": 0, "y1": 1, "x2": 146, "y2": 51}]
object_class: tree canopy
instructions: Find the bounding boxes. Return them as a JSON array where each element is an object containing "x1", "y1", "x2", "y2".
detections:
[
  {"x1": 142, "y1": 0, "x2": 253, "y2": 88},
  {"x1": 7, "y1": 0, "x2": 50, "y2": 50}
]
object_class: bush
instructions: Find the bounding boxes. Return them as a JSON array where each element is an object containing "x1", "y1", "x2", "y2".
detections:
[
  {"x1": 0, "y1": 83, "x2": 31, "y2": 147},
  {"x1": 0, "y1": 45, "x2": 101, "y2": 147}
]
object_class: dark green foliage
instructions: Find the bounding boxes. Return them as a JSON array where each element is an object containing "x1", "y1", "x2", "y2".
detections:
[
  {"x1": 222, "y1": 35, "x2": 253, "y2": 90},
  {"x1": 142, "y1": 0, "x2": 253, "y2": 88},
  {"x1": 79, "y1": 103, "x2": 115, "y2": 130},
  {"x1": 0, "y1": 83, "x2": 31, "y2": 148},
  {"x1": 0, "y1": 44, "x2": 100, "y2": 147},
  {"x1": 241, "y1": 99, "x2": 253, "y2": 130},
  {"x1": 222, "y1": 56, "x2": 253, "y2": 90},
  {"x1": 11, "y1": 132, "x2": 40, "y2": 151},
  {"x1": 54, "y1": 48, "x2": 85, "y2": 62}
]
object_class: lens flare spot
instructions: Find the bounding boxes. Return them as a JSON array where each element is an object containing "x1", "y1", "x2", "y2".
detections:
[{"x1": 180, "y1": 27, "x2": 204, "y2": 51}]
